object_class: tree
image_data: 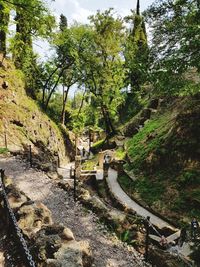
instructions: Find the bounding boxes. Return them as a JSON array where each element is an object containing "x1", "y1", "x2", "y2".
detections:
[
  {"x1": 7, "y1": 0, "x2": 55, "y2": 97},
  {"x1": 59, "y1": 13, "x2": 68, "y2": 32},
  {"x1": 144, "y1": 0, "x2": 200, "y2": 95},
  {"x1": 13, "y1": 0, "x2": 55, "y2": 65},
  {"x1": 43, "y1": 23, "x2": 87, "y2": 111},
  {"x1": 0, "y1": 1, "x2": 10, "y2": 56},
  {"x1": 79, "y1": 9, "x2": 126, "y2": 136},
  {"x1": 124, "y1": 0, "x2": 148, "y2": 92}
]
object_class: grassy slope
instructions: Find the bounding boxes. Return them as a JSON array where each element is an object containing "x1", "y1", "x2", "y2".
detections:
[
  {"x1": 120, "y1": 95, "x2": 200, "y2": 224},
  {"x1": 0, "y1": 58, "x2": 71, "y2": 165}
]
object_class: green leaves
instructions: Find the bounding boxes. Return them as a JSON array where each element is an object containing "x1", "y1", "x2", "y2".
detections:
[
  {"x1": 124, "y1": 8, "x2": 148, "y2": 92},
  {"x1": 145, "y1": 0, "x2": 200, "y2": 95}
]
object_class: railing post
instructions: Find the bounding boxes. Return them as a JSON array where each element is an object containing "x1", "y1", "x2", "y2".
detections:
[
  {"x1": 4, "y1": 130, "x2": 7, "y2": 149},
  {"x1": 29, "y1": 145, "x2": 32, "y2": 168},
  {"x1": 144, "y1": 216, "x2": 150, "y2": 262},
  {"x1": 74, "y1": 171, "x2": 76, "y2": 202},
  {"x1": 88, "y1": 129, "x2": 91, "y2": 156}
]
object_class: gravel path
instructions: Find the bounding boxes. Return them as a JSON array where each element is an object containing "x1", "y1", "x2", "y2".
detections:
[{"x1": 0, "y1": 156, "x2": 145, "y2": 267}]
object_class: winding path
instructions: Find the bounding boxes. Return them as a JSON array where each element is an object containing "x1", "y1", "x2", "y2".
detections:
[
  {"x1": 106, "y1": 168, "x2": 192, "y2": 258},
  {"x1": 106, "y1": 168, "x2": 176, "y2": 231}
]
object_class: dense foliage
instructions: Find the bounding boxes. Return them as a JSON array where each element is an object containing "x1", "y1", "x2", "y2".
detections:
[{"x1": 144, "y1": 0, "x2": 200, "y2": 95}]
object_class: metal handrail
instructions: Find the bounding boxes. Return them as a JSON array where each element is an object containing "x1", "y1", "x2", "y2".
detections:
[{"x1": 0, "y1": 169, "x2": 36, "y2": 267}]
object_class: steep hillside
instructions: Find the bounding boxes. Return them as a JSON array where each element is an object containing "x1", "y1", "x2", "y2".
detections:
[
  {"x1": 121, "y1": 94, "x2": 200, "y2": 224},
  {"x1": 0, "y1": 57, "x2": 74, "y2": 169}
]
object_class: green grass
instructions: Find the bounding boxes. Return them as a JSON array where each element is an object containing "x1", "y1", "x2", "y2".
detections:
[
  {"x1": 118, "y1": 173, "x2": 165, "y2": 206},
  {"x1": 0, "y1": 147, "x2": 9, "y2": 154},
  {"x1": 127, "y1": 115, "x2": 169, "y2": 156},
  {"x1": 82, "y1": 155, "x2": 98, "y2": 170},
  {"x1": 115, "y1": 147, "x2": 126, "y2": 160}
]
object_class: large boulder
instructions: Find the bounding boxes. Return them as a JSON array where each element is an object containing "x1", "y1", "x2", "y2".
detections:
[
  {"x1": 47, "y1": 240, "x2": 92, "y2": 267},
  {"x1": 6, "y1": 184, "x2": 29, "y2": 209},
  {"x1": 17, "y1": 203, "x2": 53, "y2": 238}
]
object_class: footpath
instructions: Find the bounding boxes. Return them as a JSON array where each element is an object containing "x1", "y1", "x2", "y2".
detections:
[
  {"x1": 106, "y1": 168, "x2": 192, "y2": 258},
  {"x1": 106, "y1": 168, "x2": 175, "y2": 230}
]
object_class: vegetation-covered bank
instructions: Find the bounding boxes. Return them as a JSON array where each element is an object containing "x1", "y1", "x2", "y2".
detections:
[
  {"x1": 122, "y1": 95, "x2": 200, "y2": 223},
  {"x1": 0, "y1": 57, "x2": 74, "y2": 168}
]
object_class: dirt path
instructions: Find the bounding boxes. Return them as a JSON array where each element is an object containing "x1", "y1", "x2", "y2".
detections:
[{"x1": 0, "y1": 156, "x2": 145, "y2": 267}]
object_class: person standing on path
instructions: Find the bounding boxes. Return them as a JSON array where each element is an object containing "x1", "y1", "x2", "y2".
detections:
[{"x1": 191, "y1": 218, "x2": 199, "y2": 239}]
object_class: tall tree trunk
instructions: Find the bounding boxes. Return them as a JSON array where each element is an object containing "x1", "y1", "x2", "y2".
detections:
[
  {"x1": 0, "y1": 4, "x2": 9, "y2": 56},
  {"x1": 104, "y1": 106, "x2": 115, "y2": 136},
  {"x1": 42, "y1": 87, "x2": 46, "y2": 107},
  {"x1": 77, "y1": 89, "x2": 86, "y2": 118},
  {"x1": 136, "y1": 0, "x2": 140, "y2": 15},
  {"x1": 61, "y1": 85, "x2": 70, "y2": 124},
  {"x1": 42, "y1": 65, "x2": 60, "y2": 106},
  {"x1": 44, "y1": 68, "x2": 65, "y2": 111},
  {"x1": 101, "y1": 103, "x2": 115, "y2": 136}
]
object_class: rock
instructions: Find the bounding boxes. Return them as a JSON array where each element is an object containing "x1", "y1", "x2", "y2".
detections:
[
  {"x1": 35, "y1": 229, "x2": 62, "y2": 262},
  {"x1": 6, "y1": 184, "x2": 29, "y2": 209},
  {"x1": 61, "y1": 227, "x2": 75, "y2": 241},
  {"x1": 58, "y1": 180, "x2": 73, "y2": 191},
  {"x1": 54, "y1": 244, "x2": 82, "y2": 267},
  {"x1": 46, "y1": 259, "x2": 61, "y2": 267},
  {"x1": 79, "y1": 188, "x2": 91, "y2": 201},
  {"x1": 47, "y1": 171, "x2": 59, "y2": 180},
  {"x1": 53, "y1": 240, "x2": 92, "y2": 267},
  {"x1": 17, "y1": 203, "x2": 53, "y2": 237}
]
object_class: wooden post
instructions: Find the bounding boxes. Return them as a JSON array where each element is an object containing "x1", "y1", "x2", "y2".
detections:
[
  {"x1": 4, "y1": 130, "x2": 7, "y2": 149},
  {"x1": 74, "y1": 156, "x2": 81, "y2": 202},
  {"x1": 145, "y1": 216, "x2": 150, "y2": 262},
  {"x1": 88, "y1": 129, "x2": 91, "y2": 156},
  {"x1": 75, "y1": 134, "x2": 78, "y2": 156},
  {"x1": 74, "y1": 172, "x2": 76, "y2": 201},
  {"x1": 29, "y1": 145, "x2": 32, "y2": 168}
]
